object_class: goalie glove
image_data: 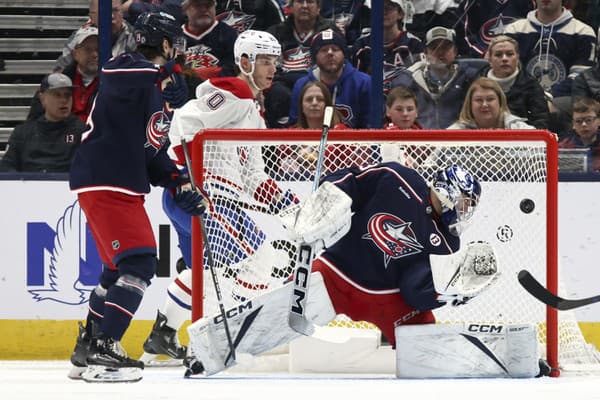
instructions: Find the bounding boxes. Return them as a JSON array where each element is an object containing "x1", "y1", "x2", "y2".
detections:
[
  {"x1": 279, "y1": 181, "x2": 352, "y2": 248},
  {"x1": 430, "y1": 241, "x2": 500, "y2": 307}
]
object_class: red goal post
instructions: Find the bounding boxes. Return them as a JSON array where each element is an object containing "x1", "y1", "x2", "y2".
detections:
[{"x1": 189, "y1": 129, "x2": 564, "y2": 372}]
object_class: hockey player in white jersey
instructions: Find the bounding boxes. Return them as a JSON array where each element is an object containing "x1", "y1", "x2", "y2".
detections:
[{"x1": 140, "y1": 30, "x2": 298, "y2": 364}]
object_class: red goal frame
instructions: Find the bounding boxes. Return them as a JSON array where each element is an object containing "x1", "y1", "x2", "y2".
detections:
[{"x1": 189, "y1": 129, "x2": 559, "y2": 375}]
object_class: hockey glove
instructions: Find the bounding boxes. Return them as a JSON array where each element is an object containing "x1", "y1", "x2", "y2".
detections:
[
  {"x1": 171, "y1": 173, "x2": 207, "y2": 216},
  {"x1": 162, "y1": 72, "x2": 189, "y2": 109},
  {"x1": 269, "y1": 189, "x2": 298, "y2": 214}
]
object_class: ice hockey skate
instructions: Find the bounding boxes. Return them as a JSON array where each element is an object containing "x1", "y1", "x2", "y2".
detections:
[
  {"x1": 140, "y1": 310, "x2": 186, "y2": 366},
  {"x1": 67, "y1": 321, "x2": 90, "y2": 380},
  {"x1": 82, "y1": 336, "x2": 144, "y2": 383}
]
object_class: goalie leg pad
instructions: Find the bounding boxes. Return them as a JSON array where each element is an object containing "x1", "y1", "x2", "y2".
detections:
[
  {"x1": 187, "y1": 271, "x2": 336, "y2": 375},
  {"x1": 395, "y1": 323, "x2": 540, "y2": 378}
]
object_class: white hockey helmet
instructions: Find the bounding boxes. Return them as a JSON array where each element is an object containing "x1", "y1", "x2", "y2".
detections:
[{"x1": 234, "y1": 29, "x2": 281, "y2": 69}]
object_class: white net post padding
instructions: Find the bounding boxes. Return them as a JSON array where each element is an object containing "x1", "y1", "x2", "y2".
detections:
[{"x1": 189, "y1": 129, "x2": 599, "y2": 374}]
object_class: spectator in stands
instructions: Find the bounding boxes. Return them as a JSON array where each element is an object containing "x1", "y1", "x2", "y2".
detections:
[
  {"x1": 293, "y1": 80, "x2": 346, "y2": 129},
  {"x1": 391, "y1": 26, "x2": 480, "y2": 129},
  {"x1": 351, "y1": 0, "x2": 424, "y2": 94},
  {"x1": 215, "y1": 0, "x2": 285, "y2": 33},
  {"x1": 558, "y1": 97, "x2": 600, "y2": 171},
  {"x1": 459, "y1": 0, "x2": 535, "y2": 57},
  {"x1": 181, "y1": 0, "x2": 238, "y2": 80},
  {"x1": 504, "y1": 0, "x2": 596, "y2": 98},
  {"x1": 122, "y1": 0, "x2": 185, "y2": 25},
  {"x1": 320, "y1": 0, "x2": 370, "y2": 44},
  {"x1": 448, "y1": 77, "x2": 534, "y2": 130},
  {"x1": 276, "y1": 81, "x2": 346, "y2": 179},
  {"x1": 29, "y1": 27, "x2": 100, "y2": 123},
  {"x1": 289, "y1": 29, "x2": 372, "y2": 128},
  {"x1": 572, "y1": 56, "x2": 600, "y2": 102},
  {"x1": 55, "y1": 0, "x2": 136, "y2": 72},
  {"x1": 0, "y1": 74, "x2": 86, "y2": 173},
  {"x1": 384, "y1": 86, "x2": 420, "y2": 129},
  {"x1": 267, "y1": 0, "x2": 340, "y2": 85},
  {"x1": 478, "y1": 35, "x2": 549, "y2": 129},
  {"x1": 264, "y1": 0, "x2": 340, "y2": 127}
]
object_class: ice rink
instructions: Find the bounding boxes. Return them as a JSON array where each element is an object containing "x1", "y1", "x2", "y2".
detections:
[{"x1": 2, "y1": 361, "x2": 600, "y2": 400}]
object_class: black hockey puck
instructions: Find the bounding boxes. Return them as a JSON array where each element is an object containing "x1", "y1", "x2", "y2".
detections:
[{"x1": 520, "y1": 198, "x2": 535, "y2": 214}]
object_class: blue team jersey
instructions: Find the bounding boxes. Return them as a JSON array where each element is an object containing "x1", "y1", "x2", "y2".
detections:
[
  {"x1": 70, "y1": 52, "x2": 179, "y2": 195},
  {"x1": 320, "y1": 162, "x2": 459, "y2": 309}
]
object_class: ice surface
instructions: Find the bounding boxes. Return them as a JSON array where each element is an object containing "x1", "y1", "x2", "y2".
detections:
[{"x1": 2, "y1": 361, "x2": 600, "y2": 400}]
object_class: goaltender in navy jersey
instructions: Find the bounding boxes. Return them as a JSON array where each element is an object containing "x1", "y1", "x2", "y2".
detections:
[
  {"x1": 70, "y1": 52, "x2": 178, "y2": 194},
  {"x1": 317, "y1": 162, "x2": 459, "y2": 311}
]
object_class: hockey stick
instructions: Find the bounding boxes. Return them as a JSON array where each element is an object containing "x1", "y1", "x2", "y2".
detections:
[
  {"x1": 518, "y1": 270, "x2": 600, "y2": 310},
  {"x1": 180, "y1": 137, "x2": 237, "y2": 366},
  {"x1": 288, "y1": 106, "x2": 334, "y2": 336}
]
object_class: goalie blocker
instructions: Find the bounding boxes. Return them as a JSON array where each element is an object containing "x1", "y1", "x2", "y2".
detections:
[{"x1": 395, "y1": 323, "x2": 544, "y2": 378}]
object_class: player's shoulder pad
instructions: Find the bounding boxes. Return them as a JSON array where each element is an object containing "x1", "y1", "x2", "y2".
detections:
[{"x1": 208, "y1": 77, "x2": 254, "y2": 100}]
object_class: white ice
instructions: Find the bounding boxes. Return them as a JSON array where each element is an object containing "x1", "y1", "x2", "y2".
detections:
[{"x1": 2, "y1": 361, "x2": 600, "y2": 400}]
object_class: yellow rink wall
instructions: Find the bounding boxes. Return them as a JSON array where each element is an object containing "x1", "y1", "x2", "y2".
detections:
[{"x1": 1, "y1": 320, "x2": 599, "y2": 360}]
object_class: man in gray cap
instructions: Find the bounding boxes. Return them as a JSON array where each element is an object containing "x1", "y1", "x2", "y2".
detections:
[
  {"x1": 391, "y1": 26, "x2": 481, "y2": 129},
  {"x1": 0, "y1": 73, "x2": 86, "y2": 172}
]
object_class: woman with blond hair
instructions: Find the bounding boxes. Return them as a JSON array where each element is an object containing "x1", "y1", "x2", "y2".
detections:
[
  {"x1": 478, "y1": 35, "x2": 549, "y2": 129},
  {"x1": 448, "y1": 77, "x2": 534, "y2": 130}
]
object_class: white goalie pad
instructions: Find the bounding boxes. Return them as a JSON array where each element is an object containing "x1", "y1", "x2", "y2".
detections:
[
  {"x1": 279, "y1": 181, "x2": 352, "y2": 248},
  {"x1": 187, "y1": 272, "x2": 336, "y2": 376},
  {"x1": 395, "y1": 323, "x2": 540, "y2": 378},
  {"x1": 431, "y1": 241, "x2": 500, "y2": 302}
]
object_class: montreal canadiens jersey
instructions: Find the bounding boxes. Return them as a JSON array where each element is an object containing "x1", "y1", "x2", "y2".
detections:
[
  {"x1": 319, "y1": 162, "x2": 460, "y2": 310},
  {"x1": 168, "y1": 77, "x2": 272, "y2": 201},
  {"x1": 70, "y1": 52, "x2": 178, "y2": 195}
]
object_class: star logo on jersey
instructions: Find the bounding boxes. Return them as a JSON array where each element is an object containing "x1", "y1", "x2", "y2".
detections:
[
  {"x1": 217, "y1": 11, "x2": 256, "y2": 34},
  {"x1": 480, "y1": 15, "x2": 516, "y2": 45},
  {"x1": 362, "y1": 213, "x2": 423, "y2": 268},
  {"x1": 146, "y1": 111, "x2": 171, "y2": 150},
  {"x1": 185, "y1": 44, "x2": 220, "y2": 69},
  {"x1": 282, "y1": 46, "x2": 311, "y2": 72}
]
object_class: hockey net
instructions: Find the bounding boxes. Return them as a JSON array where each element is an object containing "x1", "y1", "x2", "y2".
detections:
[{"x1": 190, "y1": 129, "x2": 600, "y2": 374}]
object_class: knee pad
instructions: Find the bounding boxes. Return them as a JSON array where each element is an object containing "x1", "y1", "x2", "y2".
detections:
[
  {"x1": 98, "y1": 268, "x2": 119, "y2": 289},
  {"x1": 117, "y1": 254, "x2": 157, "y2": 284}
]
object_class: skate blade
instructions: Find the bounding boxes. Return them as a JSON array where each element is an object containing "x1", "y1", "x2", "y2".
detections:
[
  {"x1": 82, "y1": 366, "x2": 143, "y2": 383},
  {"x1": 139, "y1": 352, "x2": 184, "y2": 367},
  {"x1": 67, "y1": 365, "x2": 86, "y2": 380}
]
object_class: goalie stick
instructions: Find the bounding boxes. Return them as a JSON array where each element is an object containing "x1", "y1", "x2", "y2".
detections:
[
  {"x1": 518, "y1": 270, "x2": 600, "y2": 310},
  {"x1": 288, "y1": 106, "x2": 334, "y2": 336},
  {"x1": 181, "y1": 137, "x2": 237, "y2": 367}
]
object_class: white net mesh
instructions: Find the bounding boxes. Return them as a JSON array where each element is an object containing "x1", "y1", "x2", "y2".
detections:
[{"x1": 192, "y1": 130, "x2": 599, "y2": 372}]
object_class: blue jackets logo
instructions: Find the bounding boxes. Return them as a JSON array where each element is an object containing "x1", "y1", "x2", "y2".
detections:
[
  {"x1": 363, "y1": 213, "x2": 423, "y2": 268},
  {"x1": 27, "y1": 200, "x2": 101, "y2": 305}
]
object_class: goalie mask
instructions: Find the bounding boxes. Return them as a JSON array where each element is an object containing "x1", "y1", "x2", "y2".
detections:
[{"x1": 431, "y1": 165, "x2": 481, "y2": 236}]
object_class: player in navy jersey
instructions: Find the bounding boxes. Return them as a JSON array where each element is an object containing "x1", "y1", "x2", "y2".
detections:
[
  {"x1": 184, "y1": 162, "x2": 494, "y2": 377},
  {"x1": 67, "y1": 12, "x2": 206, "y2": 383},
  {"x1": 139, "y1": 29, "x2": 298, "y2": 366}
]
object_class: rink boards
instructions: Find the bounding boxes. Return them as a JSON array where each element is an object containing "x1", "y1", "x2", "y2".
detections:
[{"x1": 0, "y1": 179, "x2": 599, "y2": 359}]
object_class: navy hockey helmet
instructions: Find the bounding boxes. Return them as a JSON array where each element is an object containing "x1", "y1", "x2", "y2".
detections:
[
  {"x1": 431, "y1": 165, "x2": 481, "y2": 236},
  {"x1": 134, "y1": 11, "x2": 182, "y2": 48}
]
